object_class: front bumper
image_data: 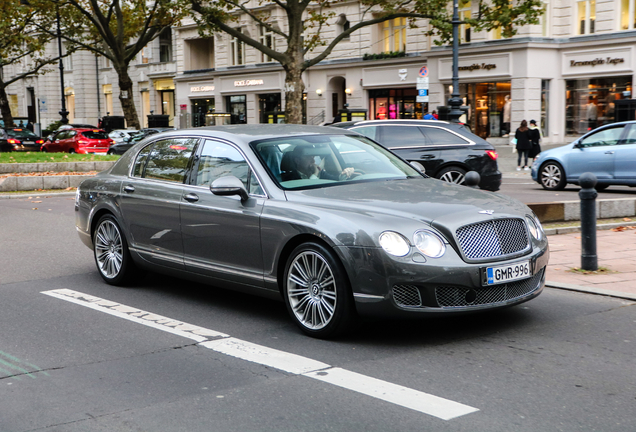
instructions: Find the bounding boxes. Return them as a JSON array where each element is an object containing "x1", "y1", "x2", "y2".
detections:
[{"x1": 339, "y1": 242, "x2": 549, "y2": 318}]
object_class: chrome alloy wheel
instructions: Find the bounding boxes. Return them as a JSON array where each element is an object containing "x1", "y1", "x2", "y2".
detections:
[
  {"x1": 286, "y1": 251, "x2": 337, "y2": 330},
  {"x1": 541, "y1": 164, "x2": 562, "y2": 189},
  {"x1": 439, "y1": 170, "x2": 465, "y2": 184},
  {"x1": 94, "y1": 219, "x2": 124, "y2": 279}
]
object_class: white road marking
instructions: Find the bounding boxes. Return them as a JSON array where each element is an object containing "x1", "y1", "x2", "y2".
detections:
[{"x1": 42, "y1": 289, "x2": 479, "y2": 420}]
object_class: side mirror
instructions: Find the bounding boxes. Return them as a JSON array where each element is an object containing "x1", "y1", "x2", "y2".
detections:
[
  {"x1": 210, "y1": 176, "x2": 249, "y2": 201},
  {"x1": 410, "y1": 161, "x2": 426, "y2": 174},
  {"x1": 574, "y1": 141, "x2": 583, "y2": 149}
]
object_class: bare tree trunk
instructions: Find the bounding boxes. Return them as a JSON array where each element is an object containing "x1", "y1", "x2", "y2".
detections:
[
  {"x1": 283, "y1": 67, "x2": 305, "y2": 124},
  {"x1": 0, "y1": 84, "x2": 15, "y2": 128},
  {"x1": 115, "y1": 65, "x2": 141, "y2": 130}
]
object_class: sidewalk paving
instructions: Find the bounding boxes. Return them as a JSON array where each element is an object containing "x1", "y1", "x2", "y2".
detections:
[{"x1": 545, "y1": 228, "x2": 636, "y2": 301}]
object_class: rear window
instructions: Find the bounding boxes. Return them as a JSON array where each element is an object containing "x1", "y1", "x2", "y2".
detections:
[
  {"x1": 80, "y1": 131, "x2": 109, "y2": 139},
  {"x1": 8, "y1": 129, "x2": 37, "y2": 138}
]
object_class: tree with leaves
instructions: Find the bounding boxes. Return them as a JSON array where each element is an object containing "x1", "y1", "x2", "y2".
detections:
[
  {"x1": 37, "y1": 0, "x2": 190, "y2": 130},
  {"x1": 0, "y1": 0, "x2": 70, "y2": 128},
  {"x1": 190, "y1": 0, "x2": 543, "y2": 124}
]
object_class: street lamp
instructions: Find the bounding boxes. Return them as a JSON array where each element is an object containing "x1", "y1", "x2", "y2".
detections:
[
  {"x1": 20, "y1": 0, "x2": 69, "y2": 124},
  {"x1": 447, "y1": 0, "x2": 464, "y2": 123}
]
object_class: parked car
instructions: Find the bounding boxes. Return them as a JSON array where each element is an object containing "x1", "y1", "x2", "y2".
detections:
[
  {"x1": 76, "y1": 125, "x2": 548, "y2": 338},
  {"x1": 108, "y1": 129, "x2": 140, "y2": 144},
  {"x1": 41, "y1": 128, "x2": 113, "y2": 154},
  {"x1": 532, "y1": 121, "x2": 636, "y2": 190},
  {"x1": 107, "y1": 128, "x2": 170, "y2": 155},
  {"x1": 331, "y1": 120, "x2": 502, "y2": 191},
  {"x1": 0, "y1": 127, "x2": 45, "y2": 152}
]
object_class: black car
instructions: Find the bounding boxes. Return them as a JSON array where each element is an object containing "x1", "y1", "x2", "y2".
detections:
[
  {"x1": 107, "y1": 128, "x2": 173, "y2": 155},
  {"x1": 0, "y1": 127, "x2": 45, "y2": 152},
  {"x1": 333, "y1": 120, "x2": 502, "y2": 191}
]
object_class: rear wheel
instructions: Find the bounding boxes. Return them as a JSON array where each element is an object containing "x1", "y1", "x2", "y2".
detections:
[
  {"x1": 93, "y1": 215, "x2": 144, "y2": 286},
  {"x1": 68, "y1": 148, "x2": 76, "y2": 154},
  {"x1": 437, "y1": 166, "x2": 467, "y2": 185},
  {"x1": 283, "y1": 242, "x2": 354, "y2": 338},
  {"x1": 539, "y1": 162, "x2": 566, "y2": 190}
]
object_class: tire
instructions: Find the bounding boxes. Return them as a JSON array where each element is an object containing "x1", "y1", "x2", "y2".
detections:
[
  {"x1": 93, "y1": 214, "x2": 144, "y2": 286},
  {"x1": 539, "y1": 162, "x2": 566, "y2": 191},
  {"x1": 283, "y1": 242, "x2": 354, "y2": 338},
  {"x1": 69, "y1": 148, "x2": 76, "y2": 154},
  {"x1": 437, "y1": 166, "x2": 467, "y2": 185},
  {"x1": 41, "y1": 147, "x2": 47, "y2": 153}
]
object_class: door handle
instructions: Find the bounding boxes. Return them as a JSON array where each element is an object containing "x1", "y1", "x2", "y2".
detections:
[
  {"x1": 420, "y1": 155, "x2": 435, "y2": 160},
  {"x1": 605, "y1": 151, "x2": 615, "y2": 154},
  {"x1": 123, "y1": 185, "x2": 135, "y2": 193},
  {"x1": 184, "y1": 193, "x2": 199, "y2": 203}
]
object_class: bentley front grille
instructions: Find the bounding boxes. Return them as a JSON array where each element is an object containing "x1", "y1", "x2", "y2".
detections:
[
  {"x1": 392, "y1": 285, "x2": 423, "y2": 308},
  {"x1": 435, "y1": 269, "x2": 544, "y2": 309},
  {"x1": 456, "y1": 218, "x2": 529, "y2": 260}
]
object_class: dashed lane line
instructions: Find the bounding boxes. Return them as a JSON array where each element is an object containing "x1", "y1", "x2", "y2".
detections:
[{"x1": 41, "y1": 288, "x2": 479, "y2": 421}]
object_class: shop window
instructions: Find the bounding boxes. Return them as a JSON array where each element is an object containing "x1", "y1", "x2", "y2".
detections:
[
  {"x1": 576, "y1": 0, "x2": 595, "y2": 34},
  {"x1": 259, "y1": 25, "x2": 275, "y2": 62},
  {"x1": 381, "y1": 18, "x2": 406, "y2": 53},
  {"x1": 565, "y1": 77, "x2": 632, "y2": 135},
  {"x1": 459, "y1": 0, "x2": 471, "y2": 43},
  {"x1": 541, "y1": 80, "x2": 550, "y2": 138},
  {"x1": 186, "y1": 38, "x2": 214, "y2": 71},
  {"x1": 231, "y1": 30, "x2": 245, "y2": 66},
  {"x1": 369, "y1": 89, "x2": 422, "y2": 120},
  {"x1": 259, "y1": 93, "x2": 283, "y2": 123},
  {"x1": 227, "y1": 95, "x2": 247, "y2": 124},
  {"x1": 621, "y1": 0, "x2": 636, "y2": 29}
]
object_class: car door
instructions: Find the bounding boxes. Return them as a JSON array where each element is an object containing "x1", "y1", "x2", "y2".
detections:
[
  {"x1": 49, "y1": 131, "x2": 66, "y2": 152},
  {"x1": 419, "y1": 126, "x2": 473, "y2": 174},
  {"x1": 180, "y1": 139, "x2": 265, "y2": 287},
  {"x1": 61, "y1": 130, "x2": 77, "y2": 152},
  {"x1": 614, "y1": 123, "x2": 636, "y2": 181},
  {"x1": 118, "y1": 137, "x2": 198, "y2": 270},
  {"x1": 567, "y1": 125, "x2": 626, "y2": 180}
]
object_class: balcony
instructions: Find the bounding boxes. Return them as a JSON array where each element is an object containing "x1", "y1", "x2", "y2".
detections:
[{"x1": 145, "y1": 61, "x2": 177, "y2": 78}]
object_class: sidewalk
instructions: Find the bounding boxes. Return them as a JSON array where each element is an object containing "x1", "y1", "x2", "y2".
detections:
[{"x1": 545, "y1": 228, "x2": 636, "y2": 301}]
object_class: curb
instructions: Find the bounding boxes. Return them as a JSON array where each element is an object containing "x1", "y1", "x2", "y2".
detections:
[
  {"x1": 528, "y1": 198, "x2": 636, "y2": 223},
  {"x1": 0, "y1": 174, "x2": 95, "y2": 192},
  {"x1": 545, "y1": 281, "x2": 636, "y2": 301},
  {"x1": 0, "y1": 161, "x2": 115, "y2": 174},
  {"x1": 544, "y1": 220, "x2": 636, "y2": 235},
  {"x1": 0, "y1": 191, "x2": 76, "y2": 200}
]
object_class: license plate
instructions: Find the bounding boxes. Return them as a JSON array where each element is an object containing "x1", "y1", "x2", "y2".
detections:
[
  {"x1": 24, "y1": 141, "x2": 34, "y2": 144},
  {"x1": 486, "y1": 261, "x2": 530, "y2": 285}
]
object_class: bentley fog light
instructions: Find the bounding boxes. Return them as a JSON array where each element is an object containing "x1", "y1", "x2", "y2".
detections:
[
  {"x1": 379, "y1": 231, "x2": 411, "y2": 257},
  {"x1": 413, "y1": 230, "x2": 446, "y2": 258}
]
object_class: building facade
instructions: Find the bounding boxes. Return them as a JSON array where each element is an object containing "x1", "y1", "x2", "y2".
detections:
[{"x1": 5, "y1": 0, "x2": 635, "y2": 145}]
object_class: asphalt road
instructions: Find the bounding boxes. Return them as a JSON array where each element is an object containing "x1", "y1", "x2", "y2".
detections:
[{"x1": 2, "y1": 195, "x2": 636, "y2": 431}]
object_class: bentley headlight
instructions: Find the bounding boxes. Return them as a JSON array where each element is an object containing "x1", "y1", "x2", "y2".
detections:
[
  {"x1": 413, "y1": 230, "x2": 446, "y2": 258},
  {"x1": 379, "y1": 231, "x2": 411, "y2": 257},
  {"x1": 526, "y1": 215, "x2": 544, "y2": 241}
]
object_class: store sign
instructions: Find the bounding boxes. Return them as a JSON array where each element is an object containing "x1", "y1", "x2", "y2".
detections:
[
  {"x1": 458, "y1": 63, "x2": 497, "y2": 72},
  {"x1": 191, "y1": 85, "x2": 215, "y2": 92},
  {"x1": 570, "y1": 57, "x2": 625, "y2": 67},
  {"x1": 234, "y1": 79, "x2": 264, "y2": 87}
]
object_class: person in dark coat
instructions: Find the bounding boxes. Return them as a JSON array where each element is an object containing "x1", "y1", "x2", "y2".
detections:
[
  {"x1": 515, "y1": 120, "x2": 532, "y2": 171},
  {"x1": 528, "y1": 119, "x2": 542, "y2": 160}
]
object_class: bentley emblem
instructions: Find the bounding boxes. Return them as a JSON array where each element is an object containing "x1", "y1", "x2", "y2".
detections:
[{"x1": 479, "y1": 210, "x2": 495, "y2": 215}]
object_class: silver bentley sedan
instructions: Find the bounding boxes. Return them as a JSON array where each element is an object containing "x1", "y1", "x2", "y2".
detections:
[{"x1": 75, "y1": 125, "x2": 549, "y2": 338}]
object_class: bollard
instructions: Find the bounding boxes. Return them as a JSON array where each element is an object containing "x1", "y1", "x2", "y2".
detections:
[
  {"x1": 464, "y1": 171, "x2": 480, "y2": 189},
  {"x1": 579, "y1": 172, "x2": 598, "y2": 271}
]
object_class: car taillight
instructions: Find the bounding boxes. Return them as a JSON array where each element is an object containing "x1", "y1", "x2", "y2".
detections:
[
  {"x1": 485, "y1": 150, "x2": 498, "y2": 161},
  {"x1": 36, "y1": 139, "x2": 44, "y2": 144},
  {"x1": 7, "y1": 138, "x2": 20, "y2": 144},
  {"x1": 78, "y1": 140, "x2": 88, "y2": 145}
]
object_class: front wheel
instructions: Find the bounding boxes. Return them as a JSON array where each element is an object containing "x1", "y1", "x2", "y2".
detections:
[
  {"x1": 437, "y1": 166, "x2": 467, "y2": 185},
  {"x1": 93, "y1": 215, "x2": 144, "y2": 286},
  {"x1": 283, "y1": 242, "x2": 354, "y2": 338},
  {"x1": 539, "y1": 162, "x2": 566, "y2": 190}
]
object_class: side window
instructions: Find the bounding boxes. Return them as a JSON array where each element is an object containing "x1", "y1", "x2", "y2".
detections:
[
  {"x1": 68, "y1": 131, "x2": 77, "y2": 139},
  {"x1": 622, "y1": 124, "x2": 636, "y2": 145},
  {"x1": 420, "y1": 127, "x2": 470, "y2": 145},
  {"x1": 248, "y1": 171, "x2": 264, "y2": 195},
  {"x1": 351, "y1": 126, "x2": 378, "y2": 141},
  {"x1": 579, "y1": 126, "x2": 624, "y2": 147},
  {"x1": 144, "y1": 138, "x2": 197, "y2": 183},
  {"x1": 55, "y1": 131, "x2": 67, "y2": 140},
  {"x1": 133, "y1": 143, "x2": 153, "y2": 177},
  {"x1": 196, "y1": 140, "x2": 249, "y2": 189},
  {"x1": 378, "y1": 126, "x2": 428, "y2": 147}
]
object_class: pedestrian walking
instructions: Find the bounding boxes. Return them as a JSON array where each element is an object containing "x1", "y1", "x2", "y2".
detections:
[
  {"x1": 528, "y1": 119, "x2": 542, "y2": 160},
  {"x1": 423, "y1": 111, "x2": 436, "y2": 120},
  {"x1": 515, "y1": 120, "x2": 532, "y2": 171},
  {"x1": 432, "y1": 110, "x2": 438, "y2": 119},
  {"x1": 26, "y1": 121, "x2": 34, "y2": 132}
]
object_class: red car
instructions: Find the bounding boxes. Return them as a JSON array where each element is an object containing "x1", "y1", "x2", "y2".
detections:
[{"x1": 41, "y1": 128, "x2": 113, "y2": 154}]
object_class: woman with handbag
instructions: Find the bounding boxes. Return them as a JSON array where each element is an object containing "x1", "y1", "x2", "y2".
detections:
[
  {"x1": 528, "y1": 119, "x2": 542, "y2": 160},
  {"x1": 515, "y1": 120, "x2": 532, "y2": 171}
]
